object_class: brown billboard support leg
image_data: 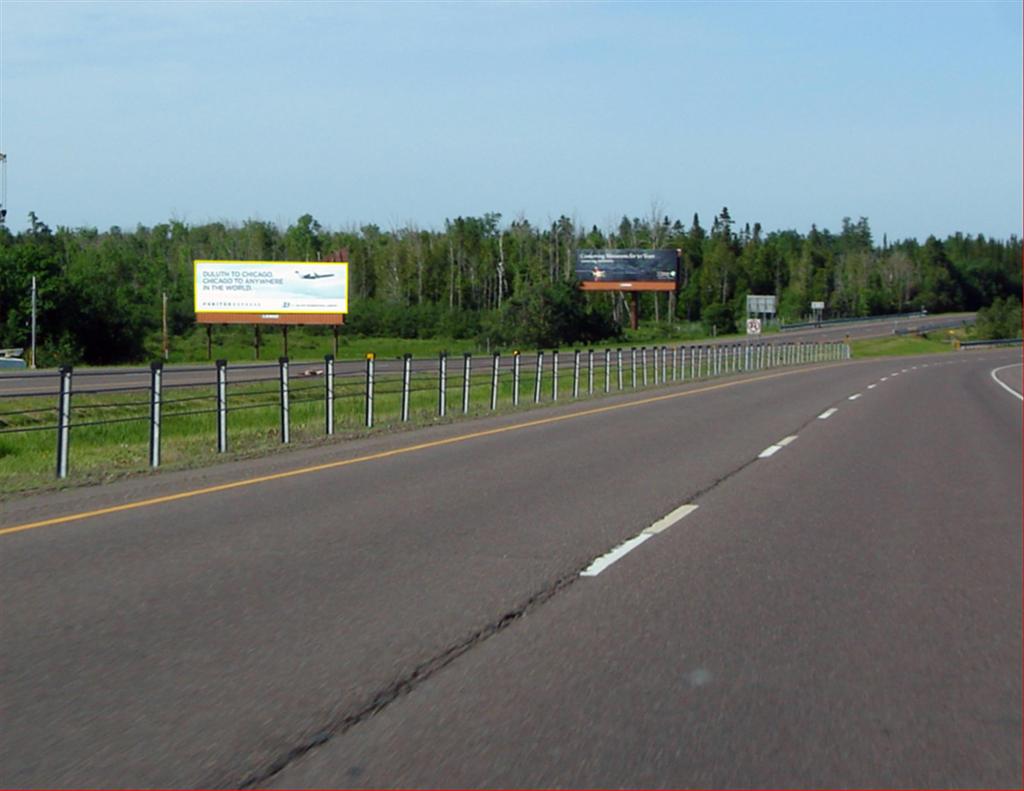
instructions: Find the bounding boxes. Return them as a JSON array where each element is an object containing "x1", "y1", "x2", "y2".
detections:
[{"x1": 630, "y1": 292, "x2": 640, "y2": 330}]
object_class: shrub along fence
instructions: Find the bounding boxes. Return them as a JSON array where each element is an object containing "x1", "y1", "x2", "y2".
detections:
[{"x1": 0, "y1": 340, "x2": 850, "y2": 482}]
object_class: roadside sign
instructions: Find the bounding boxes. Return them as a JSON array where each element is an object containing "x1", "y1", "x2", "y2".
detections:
[
  {"x1": 747, "y1": 295, "x2": 777, "y2": 315},
  {"x1": 746, "y1": 318, "x2": 762, "y2": 336},
  {"x1": 810, "y1": 301, "x2": 825, "y2": 310}
]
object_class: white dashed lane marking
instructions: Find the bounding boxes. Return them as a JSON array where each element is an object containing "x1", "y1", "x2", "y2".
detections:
[
  {"x1": 580, "y1": 504, "x2": 700, "y2": 577},
  {"x1": 818, "y1": 408, "x2": 838, "y2": 420}
]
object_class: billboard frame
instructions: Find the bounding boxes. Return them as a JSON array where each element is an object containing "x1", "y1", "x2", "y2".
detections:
[
  {"x1": 575, "y1": 248, "x2": 681, "y2": 329},
  {"x1": 193, "y1": 252, "x2": 349, "y2": 360}
]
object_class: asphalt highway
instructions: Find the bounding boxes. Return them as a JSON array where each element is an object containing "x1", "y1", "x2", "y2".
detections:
[
  {"x1": 0, "y1": 312, "x2": 974, "y2": 396},
  {"x1": 0, "y1": 345, "x2": 1018, "y2": 788}
]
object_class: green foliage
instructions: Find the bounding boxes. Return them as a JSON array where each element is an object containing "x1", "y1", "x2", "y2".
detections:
[
  {"x1": 701, "y1": 303, "x2": 736, "y2": 335},
  {"x1": 0, "y1": 210, "x2": 1020, "y2": 366},
  {"x1": 488, "y1": 280, "x2": 620, "y2": 348},
  {"x1": 974, "y1": 296, "x2": 1022, "y2": 340}
]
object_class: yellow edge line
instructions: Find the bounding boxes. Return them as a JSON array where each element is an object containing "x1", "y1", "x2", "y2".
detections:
[{"x1": 0, "y1": 366, "x2": 823, "y2": 537}]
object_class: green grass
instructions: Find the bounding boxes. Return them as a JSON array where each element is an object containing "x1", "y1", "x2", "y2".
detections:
[
  {"x1": 0, "y1": 335, "x2": 846, "y2": 497},
  {"x1": 150, "y1": 321, "x2": 766, "y2": 367},
  {"x1": 849, "y1": 331, "x2": 962, "y2": 358},
  {"x1": 0, "y1": 350, "x2": 708, "y2": 498}
]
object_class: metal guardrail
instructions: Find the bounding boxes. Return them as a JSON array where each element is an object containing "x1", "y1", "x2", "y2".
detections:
[
  {"x1": 780, "y1": 311, "x2": 927, "y2": 332},
  {"x1": 956, "y1": 338, "x2": 1022, "y2": 349},
  {"x1": 892, "y1": 318, "x2": 973, "y2": 336},
  {"x1": 1, "y1": 340, "x2": 852, "y2": 481}
]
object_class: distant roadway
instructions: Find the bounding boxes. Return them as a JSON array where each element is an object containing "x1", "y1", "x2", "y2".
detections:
[
  {"x1": 0, "y1": 343, "x2": 1018, "y2": 788},
  {"x1": 0, "y1": 312, "x2": 976, "y2": 396}
]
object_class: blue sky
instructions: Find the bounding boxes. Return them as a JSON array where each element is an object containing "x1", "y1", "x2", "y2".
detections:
[{"x1": 2, "y1": 0, "x2": 1021, "y2": 241}]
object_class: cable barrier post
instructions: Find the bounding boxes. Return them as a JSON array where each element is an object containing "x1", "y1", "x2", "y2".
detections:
[
  {"x1": 462, "y1": 353, "x2": 472, "y2": 414},
  {"x1": 534, "y1": 351, "x2": 544, "y2": 403},
  {"x1": 631, "y1": 348, "x2": 638, "y2": 388},
  {"x1": 216, "y1": 359, "x2": 228, "y2": 453},
  {"x1": 551, "y1": 350, "x2": 559, "y2": 401},
  {"x1": 279, "y1": 356, "x2": 291, "y2": 443},
  {"x1": 641, "y1": 347, "x2": 649, "y2": 386},
  {"x1": 490, "y1": 352, "x2": 500, "y2": 410},
  {"x1": 572, "y1": 350, "x2": 581, "y2": 399},
  {"x1": 55, "y1": 365, "x2": 72, "y2": 479},
  {"x1": 604, "y1": 349, "x2": 611, "y2": 393},
  {"x1": 512, "y1": 351, "x2": 521, "y2": 406},
  {"x1": 401, "y1": 353, "x2": 412, "y2": 422},
  {"x1": 149, "y1": 361, "x2": 163, "y2": 468},
  {"x1": 364, "y1": 353, "x2": 375, "y2": 429},
  {"x1": 325, "y1": 354, "x2": 335, "y2": 436},
  {"x1": 438, "y1": 352, "x2": 447, "y2": 417},
  {"x1": 617, "y1": 349, "x2": 624, "y2": 390},
  {"x1": 587, "y1": 349, "x2": 594, "y2": 395}
]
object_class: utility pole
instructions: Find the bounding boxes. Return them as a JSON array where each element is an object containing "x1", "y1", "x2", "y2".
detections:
[
  {"x1": 162, "y1": 292, "x2": 169, "y2": 360},
  {"x1": 30, "y1": 276, "x2": 37, "y2": 369}
]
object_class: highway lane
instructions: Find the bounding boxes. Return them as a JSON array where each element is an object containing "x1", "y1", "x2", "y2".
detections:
[
  {"x1": 266, "y1": 350, "x2": 1021, "y2": 788},
  {"x1": 0, "y1": 312, "x2": 973, "y2": 395},
  {"x1": 0, "y1": 348, "x2": 1017, "y2": 787}
]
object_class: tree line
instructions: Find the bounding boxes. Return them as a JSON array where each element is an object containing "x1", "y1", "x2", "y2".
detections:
[{"x1": 0, "y1": 208, "x2": 1019, "y2": 364}]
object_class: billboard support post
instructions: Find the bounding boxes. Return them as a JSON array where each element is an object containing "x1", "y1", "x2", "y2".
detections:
[{"x1": 149, "y1": 361, "x2": 162, "y2": 468}]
